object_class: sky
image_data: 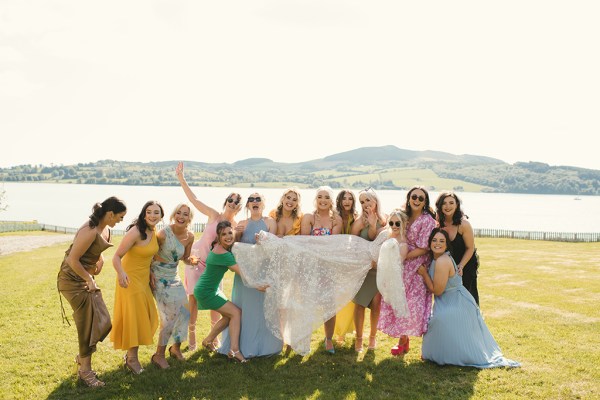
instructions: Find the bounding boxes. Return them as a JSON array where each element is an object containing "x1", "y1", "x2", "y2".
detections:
[{"x1": 1, "y1": 1, "x2": 599, "y2": 170}]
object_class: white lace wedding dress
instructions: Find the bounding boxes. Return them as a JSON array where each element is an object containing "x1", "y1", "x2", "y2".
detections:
[{"x1": 232, "y1": 231, "x2": 408, "y2": 355}]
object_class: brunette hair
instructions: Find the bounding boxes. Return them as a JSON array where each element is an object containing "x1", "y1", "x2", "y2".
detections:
[
  {"x1": 211, "y1": 220, "x2": 232, "y2": 250},
  {"x1": 88, "y1": 196, "x2": 127, "y2": 228},
  {"x1": 428, "y1": 227, "x2": 453, "y2": 254},
  {"x1": 127, "y1": 200, "x2": 164, "y2": 240},
  {"x1": 404, "y1": 186, "x2": 436, "y2": 219},
  {"x1": 435, "y1": 191, "x2": 465, "y2": 228},
  {"x1": 336, "y1": 189, "x2": 357, "y2": 220}
]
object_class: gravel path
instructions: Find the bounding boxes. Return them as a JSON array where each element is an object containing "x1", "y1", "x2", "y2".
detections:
[{"x1": 0, "y1": 234, "x2": 74, "y2": 255}]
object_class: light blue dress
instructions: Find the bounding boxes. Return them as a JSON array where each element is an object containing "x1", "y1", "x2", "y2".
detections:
[
  {"x1": 218, "y1": 218, "x2": 283, "y2": 358},
  {"x1": 421, "y1": 253, "x2": 520, "y2": 368},
  {"x1": 151, "y1": 226, "x2": 190, "y2": 346}
]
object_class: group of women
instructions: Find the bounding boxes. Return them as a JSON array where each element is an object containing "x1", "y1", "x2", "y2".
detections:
[{"x1": 57, "y1": 162, "x2": 519, "y2": 388}]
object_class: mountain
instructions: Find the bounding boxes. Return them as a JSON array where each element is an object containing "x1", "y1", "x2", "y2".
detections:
[{"x1": 1, "y1": 146, "x2": 599, "y2": 195}]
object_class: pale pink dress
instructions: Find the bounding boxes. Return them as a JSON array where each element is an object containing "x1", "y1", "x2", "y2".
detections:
[
  {"x1": 377, "y1": 212, "x2": 436, "y2": 337},
  {"x1": 184, "y1": 219, "x2": 219, "y2": 295}
]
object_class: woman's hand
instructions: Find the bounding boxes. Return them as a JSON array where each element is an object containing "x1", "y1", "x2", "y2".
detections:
[
  {"x1": 256, "y1": 284, "x2": 270, "y2": 292},
  {"x1": 85, "y1": 276, "x2": 100, "y2": 292},
  {"x1": 175, "y1": 161, "x2": 184, "y2": 177},
  {"x1": 118, "y1": 271, "x2": 130, "y2": 288},
  {"x1": 457, "y1": 264, "x2": 464, "y2": 276},
  {"x1": 150, "y1": 271, "x2": 157, "y2": 291},
  {"x1": 417, "y1": 264, "x2": 428, "y2": 277},
  {"x1": 370, "y1": 260, "x2": 377, "y2": 270}
]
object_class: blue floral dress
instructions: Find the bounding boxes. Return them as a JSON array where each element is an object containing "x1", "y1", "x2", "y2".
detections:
[{"x1": 151, "y1": 226, "x2": 190, "y2": 346}]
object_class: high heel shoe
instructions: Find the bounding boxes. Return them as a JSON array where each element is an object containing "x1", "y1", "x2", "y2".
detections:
[
  {"x1": 78, "y1": 370, "x2": 105, "y2": 388},
  {"x1": 354, "y1": 337, "x2": 363, "y2": 353},
  {"x1": 391, "y1": 337, "x2": 409, "y2": 356},
  {"x1": 123, "y1": 354, "x2": 144, "y2": 375},
  {"x1": 228, "y1": 350, "x2": 248, "y2": 363},
  {"x1": 75, "y1": 355, "x2": 105, "y2": 387},
  {"x1": 324, "y1": 337, "x2": 335, "y2": 354},
  {"x1": 169, "y1": 345, "x2": 185, "y2": 361},
  {"x1": 201, "y1": 339, "x2": 218, "y2": 353},
  {"x1": 368, "y1": 335, "x2": 377, "y2": 351},
  {"x1": 151, "y1": 354, "x2": 170, "y2": 369}
]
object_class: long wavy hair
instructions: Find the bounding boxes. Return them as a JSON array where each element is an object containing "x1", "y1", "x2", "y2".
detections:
[
  {"x1": 435, "y1": 191, "x2": 464, "y2": 227},
  {"x1": 404, "y1": 186, "x2": 436, "y2": 219},
  {"x1": 358, "y1": 187, "x2": 386, "y2": 227},
  {"x1": 127, "y1": 200, "x2": 164, "y2": 240},
  {"x1": 336, "y1": 189, "x2": 358, "y2": 221},
  {"x1": 88, "y1": 196, "x2": 126, "y2": 228},
  {"x1": 211, "y1": 220, "x2": 232, "y2": 251},
  {"x1": 312, "y1": 186, "x2": 338, "y2": 219},
  {"x1": 273, "y1": 187, "x2": 302, "y2": 222}
]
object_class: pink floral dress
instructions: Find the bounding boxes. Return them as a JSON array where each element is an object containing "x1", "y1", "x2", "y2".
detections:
[{"x1": 377, "y1": 212, "x2": 436, "y2": 337}]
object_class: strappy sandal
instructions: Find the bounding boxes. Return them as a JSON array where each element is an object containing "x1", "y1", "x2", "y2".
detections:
[
  {"x1": 368, "y1": 335, "x2": 377, "y2": 351},
  {"x1": 169, "y1": 345, "x2": 185, "y2": 361},
  {"x1": 201, "y1": 339, "x2": 218, "y2": 353},
  {"x1": 78, "y1": 370, "x2": 105, "y2": 388},
  {"x1": 151, "y1": 354, "x2": 170, "y2": 369},
  {"x1": 355, "y1": 337, "x2": 364, "y2": 353},
  {"x1": 123, "y1": 354, "x2": 144, "y2": 375},
  {"x1": 228, "y1": 350, "x2": 248, "y2": 363}
]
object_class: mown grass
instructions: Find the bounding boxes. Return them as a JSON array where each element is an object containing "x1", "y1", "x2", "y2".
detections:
[{"x1": 0, "y1": 235, "x2": 598, "y2": 399}]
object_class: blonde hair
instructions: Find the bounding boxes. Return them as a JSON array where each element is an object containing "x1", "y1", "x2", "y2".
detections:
[
  {"x1": 169, "y1": 203, "x2": 194, "y2": 226},
  {"x1": 313, "y1": 186, "x2": 337, "y2": 218}
]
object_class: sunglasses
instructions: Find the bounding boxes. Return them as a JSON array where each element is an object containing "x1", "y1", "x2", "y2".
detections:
[
  {"x1": 247, "y1": 196, "x2": 262, "y2": 203},
  {"x1": 389, "y1": 221, "x2": 401, "y2": 227},
  {"x1": 226, "y1": 197, "x2": 241, "y2": 205},
  {"x1": 411, "y1": 194, "x2": 425, "y2": 202}
]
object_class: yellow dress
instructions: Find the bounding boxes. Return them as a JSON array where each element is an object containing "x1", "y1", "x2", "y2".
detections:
[
  {"x1": 110, "y1": 233, "x2": 159, "y2": 350},
  {"x1": 334, "y1": 215, "x2": 356, "y2": 339}
]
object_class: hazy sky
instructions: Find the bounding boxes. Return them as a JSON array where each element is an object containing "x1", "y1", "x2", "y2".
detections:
[{"x1": 2, "y1": 1, "x2": 599, "y2": 170}]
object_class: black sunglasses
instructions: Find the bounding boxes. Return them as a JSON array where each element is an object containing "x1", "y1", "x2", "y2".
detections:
[
  {"x1": 227, "y1": 197, "x2": 241, "y2": 205},
  {"x1": 411, "y1": 194, "x2": 425, "y2": 202},
  {"x1": 389, "y1": 221, "x2": 401, "y2": 227},
  {"x1": 247, "y1": 196, "x2": 262, "y2": 203}
]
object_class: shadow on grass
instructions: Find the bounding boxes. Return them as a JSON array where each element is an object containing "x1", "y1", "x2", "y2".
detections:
[{"x1": 47, "y1": 346, "x2": 480, "y2": 399}]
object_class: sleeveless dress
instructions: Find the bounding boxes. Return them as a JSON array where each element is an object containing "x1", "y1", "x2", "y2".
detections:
[
  {"x1": 218, "y1": 218, "x2": 283, "y2": 357},
  {"x1": 353, "y1": 222, "x2": 382, "y2": 308},
  {"x1": 110, "y1": 232, "x2": 159, "y2": 350},
  {"x1": 151, "y1": 226, "x2": 190, "y2": 346},
  {"x1": 449, "y1": 231, "x2": 480, "y2": 305},
  {"x1": 378, "y1": 213, "x2": 435, "y2": 337},
  {"x1": 57, "y1": 231, "x2": 113, "y2": 357},
  {"x1": 421, "y1": 254, "x2": 520, "y2": 368},
  {"x1": 185, "y1": 219, "x2": 219, "y2": 296},
  {"x1": 194, "y1": 251, "x2": 236, "y2": 310},
  {"x1": 334, "y1": 216, "x2": 356, "y2": 338}
]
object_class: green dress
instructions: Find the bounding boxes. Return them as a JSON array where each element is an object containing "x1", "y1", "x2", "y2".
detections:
[{"x1": 194, "y1": 251, "x2": 236, "y2": 310}]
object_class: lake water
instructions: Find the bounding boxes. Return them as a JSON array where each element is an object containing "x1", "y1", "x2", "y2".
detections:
[{"x1": 1, "y1": 182, "x2": 599, "y2": 233}]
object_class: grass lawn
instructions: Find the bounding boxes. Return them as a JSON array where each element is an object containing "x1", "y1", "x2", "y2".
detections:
[{"x1": 0, "y1": 235, "x2": 598, "y2": 399}]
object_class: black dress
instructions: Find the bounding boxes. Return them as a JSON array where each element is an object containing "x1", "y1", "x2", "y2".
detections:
[{"x1": 449, "y1": 231, "x2": 480, "y2": 305}]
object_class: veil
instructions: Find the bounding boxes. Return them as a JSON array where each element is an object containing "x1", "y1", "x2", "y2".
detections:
[{"x1": 232, "y1": 231, "x2": 408, "y2": 355}]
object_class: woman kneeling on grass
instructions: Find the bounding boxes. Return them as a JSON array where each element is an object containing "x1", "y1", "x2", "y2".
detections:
[
  {"x1": 57, "y1": 196, "x2": 127, "y2": 388},
  {"x1": 417, "y1": 228, "x2": 520, "y2": 368},
  {"x1": 194, "y1": 220, "x2": 266, "y2": 363}
]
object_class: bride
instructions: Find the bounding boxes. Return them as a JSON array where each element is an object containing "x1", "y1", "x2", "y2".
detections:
[{"x1": 232, "y1": 223, "x2": 409, "y2": 355}]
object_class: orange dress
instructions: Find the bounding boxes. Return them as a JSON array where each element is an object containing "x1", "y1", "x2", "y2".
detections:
[{"x1": 110, "y1": 233, "x2": 159, "y2": 350}]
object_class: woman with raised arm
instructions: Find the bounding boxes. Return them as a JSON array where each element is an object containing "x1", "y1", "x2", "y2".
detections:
[
  {"x1": 175, "y1": 161, "x2": 242, "y2": 351},
  {"x1": 333, "y1": 189, "x2": 358, "y2": 344},
  {"x1": 379, "y1": 186, "x2": 436, "y2": 356},
  {"x1": 111, "y1": 201, "x2": 163, "y2": 374},
  {"x1": 351, "y1": 188, "x2": 387, "y2": 352},
  {"x1": 57, "y1": 197, "x2": 126, "y2": 388},
  {"x1": 218, "y1": 192, "x2": 281, "y2": 358},
  {"x1": 194, "y1": 220, "x2": 255, "y2": 363},
  {"x1": 149, "y1": 204, "x2": 195, "y2": 369},
  {"x1": 300, "y1": 186, "x2": 343, "y2": 353},
  {"x1": 418, "y1": 229, "x2": 520, "y2": 368},
  {"x1": 435, "y1": 191, "x2": 480, "y2": 304}
]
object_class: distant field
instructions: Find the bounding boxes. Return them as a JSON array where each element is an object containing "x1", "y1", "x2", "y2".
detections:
[{"x1": 0, "y1": 235, "x2": 598, "y2": 399}]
